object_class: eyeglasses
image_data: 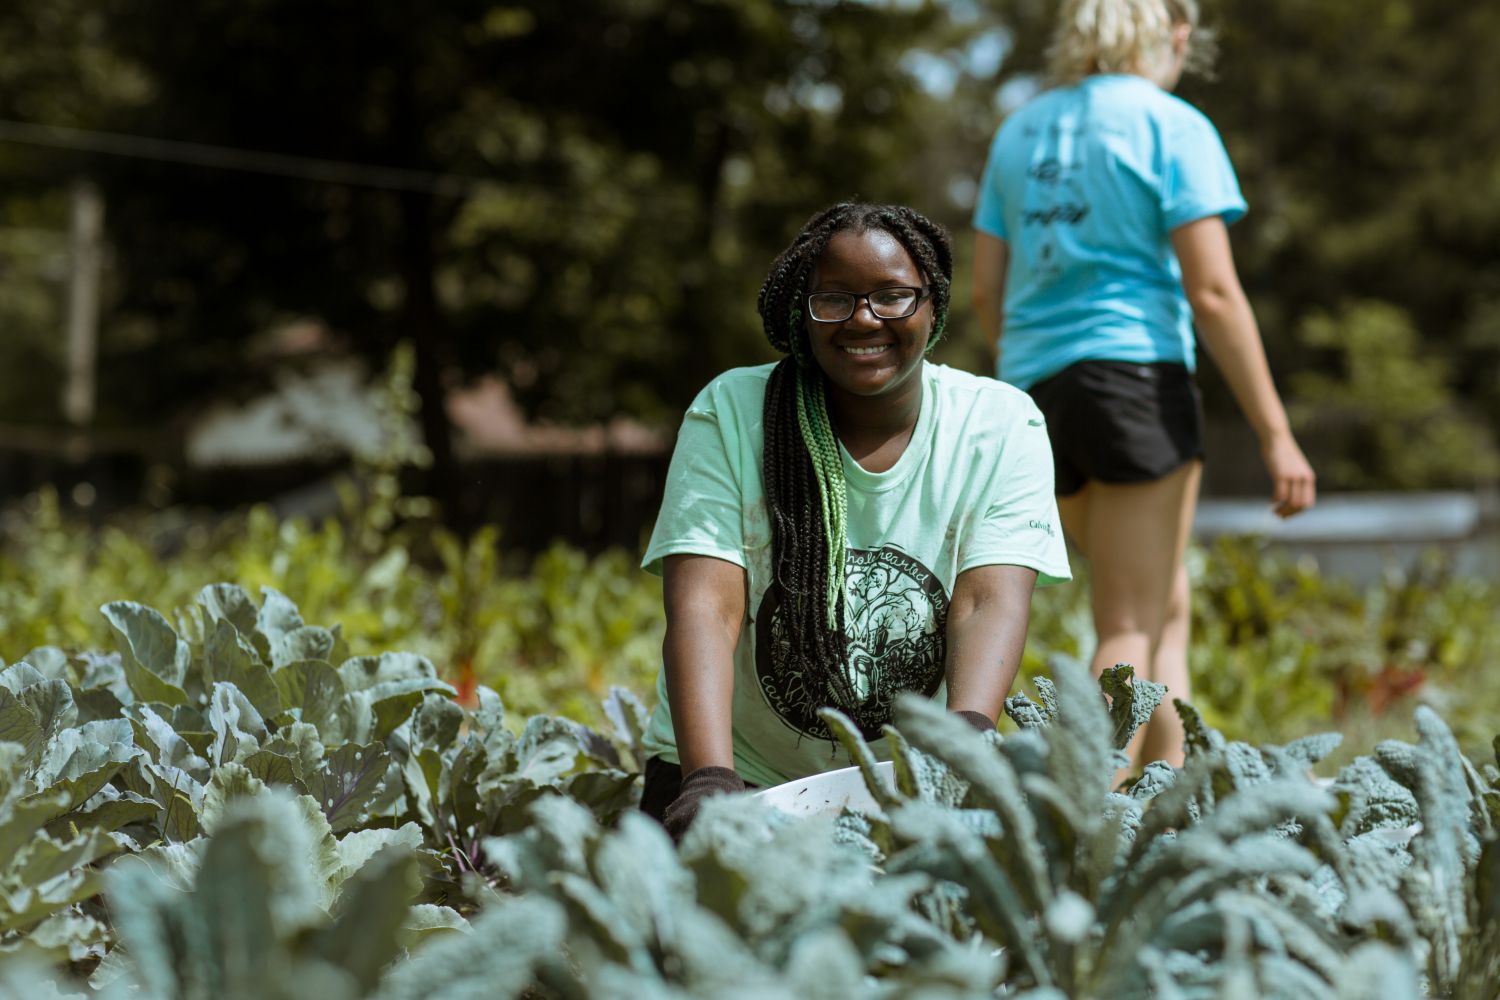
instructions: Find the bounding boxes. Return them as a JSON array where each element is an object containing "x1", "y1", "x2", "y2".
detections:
[{"x1": 805, "y1": 286, "x2": 930, "y2": 323}]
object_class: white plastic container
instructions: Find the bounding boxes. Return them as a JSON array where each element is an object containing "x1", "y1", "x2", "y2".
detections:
[{"x1": 753, "y1": 761, "x2": 894, "y2": 818}]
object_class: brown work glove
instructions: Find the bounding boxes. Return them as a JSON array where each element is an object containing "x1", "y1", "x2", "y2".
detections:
[
  {"x1": 662, "y1": 765, "x2": 746, "y2": 842},
  {"x1": 954, "y1": 710, "x2": 995, "y2": 734}
]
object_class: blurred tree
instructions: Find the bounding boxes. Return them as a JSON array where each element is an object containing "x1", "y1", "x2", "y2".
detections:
[
  {"x1": 1, "y1": 0, "x2": 1497, "y2": 498},
  {"x1": 1183, "y1": 0, "x2": 1500, "y2": 433},
  {"x1": 1, "y1": 0, "x2": 967, "y2": 509},
  {"x1": 1290, "y1": 300, "x2": 1499, "y2": 489},
  {"x1": 0, "y1": 0, "x2": 151, "y2": 425}
]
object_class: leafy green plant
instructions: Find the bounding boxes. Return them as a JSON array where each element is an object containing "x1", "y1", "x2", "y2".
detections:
[
  {"x1": 0, "y1": 584, "x2": 645, "y2": 989},
  {"x1": 0, "y1": 497, "x2": 664, "y2": 730},
  {"x1": 455, "y1": 661, "x2": 1495, "y2": 999}
]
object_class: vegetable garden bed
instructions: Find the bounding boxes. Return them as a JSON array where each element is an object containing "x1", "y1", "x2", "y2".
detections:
[{"x1": 0, "y1": 586, "x2": 1495, "y2": 998}]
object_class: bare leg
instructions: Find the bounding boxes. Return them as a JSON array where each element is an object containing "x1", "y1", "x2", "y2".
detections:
[
  {"x1": 1138, "y1": 561, "x2": 1191, "y2": 767},
  {"x1": 1058, "y1": 462, "x2": 1202, "y2": 768}
]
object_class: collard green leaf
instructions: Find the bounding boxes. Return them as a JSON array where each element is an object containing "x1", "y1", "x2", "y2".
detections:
[
  {"x1": 18, "y1": 649, "x2": 71, "y2": 682},
  {"x1": 261, "y1": 722, "x2": 326, "y2": 782},
  {"x1": 127, "y1": 704, "x2": 209, "y2": 779},
  {"x1": 205, "y1": 619, "x2": 282, "y2": 720},
  {"x1": 201, "y1": 762, "x2": 269, "y2": 833},
  {"x1": 208, "y1": 682, "x2": 266, "y2": 766},
  {"x1": 0, "y1": 789, "x2": 72, "y2": 867},
  {"x1": 100, "y1": 602, "x2": 190, "y2": 706},
  {"x1": 272, "y1": 659, "x2": 345, "y2": 738},
  {"x1": 335, "y1": 823, "x2": 425, "y2": 883},
  {"x1": 106, "y1": 792, "x2": 309, "y2": 997},
  {"x1": 602, "y1": 685, "x2": 648, "y2": 771},
  {"x1": 32, "y1": 719, "x2": 140, "y2": 812},
  {"x1": 195, "y1": 583, "x2": 261, "y2": 638},
  {"x1": 370, "y1": 895, "x2": 565, "y2": 1000},
  {"x1": 0, "y1": 662, "x2": 49, "y2": 695},
  {"x1": 413, "y1": 694, "x2": 464, "y2": 752},
  {"x1": 471, "y1": 685, "x2": 505, "y2": 740},
  {"x1": 71, "y1": 686, "x2": 126, "y2": 725},
  {"x1": 0, "y1": 690, "x2": 44, "y2": 764},
  {"x1": 564, "y1": 770, "x2": 640, "y2": 821},
  {"x1": 312, "y1": 848, "x2": 422, "y2": 992},
  {"x1": 271, "y1": 626, "x2": 338, "y2": 670},
  {"x1": 241, "y1": 750, "x2": 306, "y2": 791},
  {"x1": 40, "y1": 784, "x2": 154, "y2": 840},
  {"x1": 401, "y1": 745, "x2": 444, "y2": 833},
  {"x1": 370, "y1": 691, "x2": 425, "y2": 742},
  {"x1": 18, "y1": 680, "x2": 77, "y2": 749},
  {"x1": 11, "y1": 828, "x2": 124, "y2": 892},
  {"x1": 256, "y1": 586, "x2": 306, "y2": 644},
  {"x1": 135, "y1": 759, "x2": 206, "y2": 844},
  {"x1": 307, "y1": 742, "x2": 390, "y2": 833},
  {"x1": 338, "y1": 652, "x2": 448, "y2": 697},
  {"x1": 5, "y1": 909, "x2": 110, "y2": 963},
  {"x1": 507, "y1": 716, "x2": 584, "y2": 785},
  {"x1": 76, "y1": 651, "x2": 131, "y2": 703},
  {"x1": 338, "y1": 655, "x2": 452, "y2": 740},
  {"x1": 398, "y1": 904, "x2": 470, "y2": 947}
]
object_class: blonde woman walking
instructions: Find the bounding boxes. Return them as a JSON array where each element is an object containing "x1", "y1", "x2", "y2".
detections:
[{"x1": 970, "y1": 0, "x2": 1315, "y2": 767}]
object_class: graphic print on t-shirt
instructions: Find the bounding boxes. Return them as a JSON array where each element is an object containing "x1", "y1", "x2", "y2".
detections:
[{"x1": 754, "y1": 546, "x2": 949, "y2": 741}]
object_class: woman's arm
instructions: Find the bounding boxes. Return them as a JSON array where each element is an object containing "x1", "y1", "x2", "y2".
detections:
[
  {"x1": 944, "y1": 563, "x2": 1039, "y2": 723},
  {"x1": 971, "y1": 232, "x2": 1011, "y2": 368},
  {"x1": 661, "y1": 553, "x2": 747, "y2": 772},
  {"x1": 1171, "y1": 216, "x2": 1316, "y2": 517}
]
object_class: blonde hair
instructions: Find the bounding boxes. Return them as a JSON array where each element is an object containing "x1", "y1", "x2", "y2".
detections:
[{"x1": 1046, "y1": 0, "x2": 1216, "y2": 85}]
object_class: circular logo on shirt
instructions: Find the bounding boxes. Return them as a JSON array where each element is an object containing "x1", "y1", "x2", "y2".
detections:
[{"x1": 754, "y1": 546, "x2": 949, "y2": 742}]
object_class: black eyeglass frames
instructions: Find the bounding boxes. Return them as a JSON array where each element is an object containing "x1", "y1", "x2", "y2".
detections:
[{"x1": 805, "y1": 286, "x2": 931, "y2": 323}]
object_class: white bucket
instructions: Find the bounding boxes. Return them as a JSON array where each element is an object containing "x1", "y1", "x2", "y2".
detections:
[{"x1": 753, "y1": 761, "x2": 894, "y2": 818}]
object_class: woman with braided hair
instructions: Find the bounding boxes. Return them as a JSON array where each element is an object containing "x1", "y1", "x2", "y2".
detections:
[
  {"x1": 638, "y1": 202, "x2": 1070, "y2": 840},
  {"x1": 970, "y1": 0, "x2": 1315, "y2": 768}
]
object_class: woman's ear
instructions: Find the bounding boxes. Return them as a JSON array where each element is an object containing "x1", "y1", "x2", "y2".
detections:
[{"x1": 1171, "y1": 22, "x2": 1192, "y2": 58}]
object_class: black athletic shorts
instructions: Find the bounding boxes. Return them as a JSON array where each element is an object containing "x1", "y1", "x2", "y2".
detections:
[{"x1": 1026, "y1": 360, "x2": 1204, "y2": 497}]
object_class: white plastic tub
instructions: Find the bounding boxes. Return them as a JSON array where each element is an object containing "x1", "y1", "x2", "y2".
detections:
[{"x1": 754, "y1": 761, "x2": 894, "y2": 818}]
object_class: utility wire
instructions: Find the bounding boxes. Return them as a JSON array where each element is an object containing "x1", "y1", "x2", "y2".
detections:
[{"x1": 0, "y1": 118, "x2": 493, "y2": 198}]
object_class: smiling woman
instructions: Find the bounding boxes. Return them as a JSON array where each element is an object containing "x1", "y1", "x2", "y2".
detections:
[{"x1": 634, "y1": 202, "x2": 1072, "y2": 841}]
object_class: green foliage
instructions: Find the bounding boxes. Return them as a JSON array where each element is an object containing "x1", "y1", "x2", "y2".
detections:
[
  {"x1": 0, "y1": 495, "x2": 663, "y2": 732},
  {"x1": 1014, "y1": 536, "x2": 1500, "y2": 768},
  {"x1": 462, "y1": 659, "x2": 1496, "y2": 998},
  {"x1": 1290, "y1": 300, "x2": 1500, "y2": 489},
  {"x1": 0, "y1": 584, "x2": 642, "y2": 988},
  {"x1": 3, "y1": 584, "x2": 1499, "y2": 998}
]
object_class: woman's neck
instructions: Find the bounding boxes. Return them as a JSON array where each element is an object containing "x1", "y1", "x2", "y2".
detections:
[{"x1": 824, "y1": 365, "x2": 924, "y2": 470}]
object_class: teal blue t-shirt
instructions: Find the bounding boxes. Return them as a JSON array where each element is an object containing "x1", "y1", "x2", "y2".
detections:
[
  {"x1": 972, "y1": 74, "x2": 1247, "y2": 390},
  {"x1": 639, "y1": 362, "x2": 1071, "y2": 787}
]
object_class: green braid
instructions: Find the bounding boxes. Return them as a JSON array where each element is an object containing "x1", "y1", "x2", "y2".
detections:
[
  {"x1": 756, "y1": 202, "x2": 954, "y2": 728},
  {"x1": 794, "y1": 364, "x2": 848, "y2": 625}
]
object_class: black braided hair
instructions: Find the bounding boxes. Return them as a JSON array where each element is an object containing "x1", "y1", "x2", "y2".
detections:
[{"x1": 755, "y1": 202, "x2": 953, "y2": 730}]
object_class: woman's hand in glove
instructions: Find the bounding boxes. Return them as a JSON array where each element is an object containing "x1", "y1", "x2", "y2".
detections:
[
  {"x1": 954, "y1": 709, "x2": 995, "y2": 733},
  {"x1": 662, "y1": 765, "x2": 746, "y2": 842}
]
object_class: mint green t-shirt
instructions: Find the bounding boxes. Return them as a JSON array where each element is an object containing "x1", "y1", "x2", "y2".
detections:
[{"x1": 640, "y1": 362, "x2": 1071, "y2": 787}]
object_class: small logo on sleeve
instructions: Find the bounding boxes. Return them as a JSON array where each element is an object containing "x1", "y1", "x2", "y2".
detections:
[{"x1": 1028, "y1": 519, "x2": 1055, "y2": 537}]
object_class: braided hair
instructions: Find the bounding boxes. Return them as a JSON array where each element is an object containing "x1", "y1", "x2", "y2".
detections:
[{"x1": 755, "y1": 202, "x2": 953, "y2": 722}]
